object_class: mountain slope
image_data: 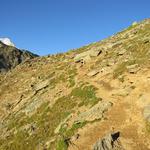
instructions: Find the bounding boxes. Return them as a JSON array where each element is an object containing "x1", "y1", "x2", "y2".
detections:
[
  {"x1": 0, "y1": 41, "x2": 38, "y2": 72},
  {"x1": 0, "y1": 19, "x2": 150, "y2": 150}
]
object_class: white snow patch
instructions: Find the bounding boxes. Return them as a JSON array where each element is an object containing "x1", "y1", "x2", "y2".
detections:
[{"x1": 0, "y1": 38, "x2": 15, "y2": 47}]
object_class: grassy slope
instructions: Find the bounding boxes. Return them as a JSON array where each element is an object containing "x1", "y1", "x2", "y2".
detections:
[{"x1": 0, "y1": 19, "x2": 150, "y2": 150}]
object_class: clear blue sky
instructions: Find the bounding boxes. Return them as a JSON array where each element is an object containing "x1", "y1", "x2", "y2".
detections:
[{"x1": 0, "y1": 0, "x2": 149, "y2": 56}]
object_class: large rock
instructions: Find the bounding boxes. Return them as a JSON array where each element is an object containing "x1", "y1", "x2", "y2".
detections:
[
  {"x1": 76, "y1": 101, "x2": 113, "y2": 122},
  {"x1": 74, "y1": 49, "x2": 102, "y2": 63},
  {"x1": 74, "y1": 51, "x2": 91, "y2": 63},
  {"x1": 87, "y1": 70, "x2": 99, "y2": 77},
  {"x1": 90, "y1": 49, "x2": 102, "y2": 57},
  {"x1": 126, "y1": 64, "x2": 139, "y2": 74},
  {"x1": 93, "y1": 132, "x2": 123, "y2": 150},
  {"x1": 32, "y1": 79, "x2": 50, "y2": 92}
]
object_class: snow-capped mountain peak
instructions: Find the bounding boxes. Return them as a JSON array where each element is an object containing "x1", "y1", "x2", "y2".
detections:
[{"x1": 0, "y1": 37, "x2": 15, "y2": 47}]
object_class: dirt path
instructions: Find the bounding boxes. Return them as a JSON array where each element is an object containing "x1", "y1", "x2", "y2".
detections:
[{"x1": 69, "y1": 70, "x2": 150, "y2": 150}]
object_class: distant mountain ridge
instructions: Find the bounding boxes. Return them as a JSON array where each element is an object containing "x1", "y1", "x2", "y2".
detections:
[{"x1": 0, "y1": 41, "x2": 38, "y2": 72}]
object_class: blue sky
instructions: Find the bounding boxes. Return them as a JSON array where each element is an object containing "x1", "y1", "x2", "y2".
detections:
[{"x1": 0, "y1": 0, "x2": 149, "y2": 55}]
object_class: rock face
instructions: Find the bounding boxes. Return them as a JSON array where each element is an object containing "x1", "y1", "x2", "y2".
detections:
[
  {"x1": 74, "y1": 49, "x2": 102, "y2": 63},
  {"x1": 93, "y1": 132, "x2": 123, "y2": 150},
  {"x1": 126, "y1": 64, "x2": 139, "y2": 74},
  {"x1": 76, "y1": 101, "x2": 113, "y2": 122},
  {"x1": 0, "y1": 41, "x2": 38, "y2": 72},
  {"x1": 32, "y1": 79, "x2": 50, "y2": 92},
  {"x1": 87, "y1": 70, "x2": 99, "y2": 77}
]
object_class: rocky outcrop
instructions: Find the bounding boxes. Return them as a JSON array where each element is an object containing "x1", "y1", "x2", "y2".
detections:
[
  {"x1": 87, "y1": 70, "x2": 99, "y2": 77},
  {"x1": 126, "y1": 64, "x2": 139, "y2": 74},
  {"x1": 32, "y1": 79, "x2": 50, "y2": 92},
  {"x1": 93, "y1": 132, "x2": 124, "y2": 150},
  {"x1": 76, "y1": 101, "x2": 113, "y2": 122},
  {"x1": 0, "y1": 41, "x2": 38, "y2": 72},
  {"x1": 74, "y1": 49, "x2": 102, "y2": 63}
]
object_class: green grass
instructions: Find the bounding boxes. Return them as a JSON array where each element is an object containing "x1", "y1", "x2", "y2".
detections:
[
  {"x1": 66, "y1": 122, "x2": 86, "y2": 137},
  {"x1": 0, "y1": 131, "x2": 35, "y2": 150},
  {"x1": 59, "y1": 121, "x2": 86, "y2": 137},
  {"x1": 68, "y1": 76, "x2": 76, "y2": 87},
  {"x1": 0, "y1": 83, "x2": 99, "y2": 149},
  {"x1": 0, "y1": 97, "x2": 75, "y2": 150},
  {"x1": 56, "y1": 137, "x2": 68, "y2": 150},
  {"x1": 67, "y1": 68, "x2": 77, "y2": 87},
  {"x1": 56, "y1": 121, "x2": 86, "y2": 150},
  {"x1": 71, "y1": 84, "x2": 99, "y2": 106},
  {"x1": 113, "y1": 42, "x2": 150, "y2": 78},
  {"x1": 51, "y1": 66, "x2": 77, "y2": 88}
]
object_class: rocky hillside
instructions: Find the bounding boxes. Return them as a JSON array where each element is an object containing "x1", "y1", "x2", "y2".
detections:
[
  {"x1": 0, "y1": 19, "x2": 150, "y2": 150},
  {"x1": 0, "y1": 41, "x2": 38, "y2": 72}
]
